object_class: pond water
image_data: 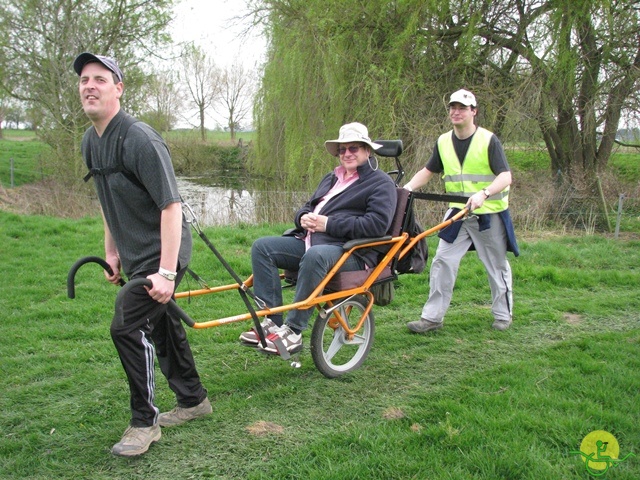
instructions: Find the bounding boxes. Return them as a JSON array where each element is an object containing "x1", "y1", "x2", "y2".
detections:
[
  {"x1": 177, "y1": 177, "x2": 309, "y2": 226},
  {"x1": 177, "y1": 177, "x2": 256, "y2": 226}
]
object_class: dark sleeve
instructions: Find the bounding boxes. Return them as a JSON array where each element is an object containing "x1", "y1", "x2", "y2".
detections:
[
  {"x1": 294, "y1": 205, "x2": 311, "y2": 229},
  {"x1": 425, "y1": 142, "x2": 444, "y2": 174},
  {"x1": 488, "y1": 135, "x2": 510, "y2": 174},
  {"x1": 294, "y1": 173, "x2": 334, "y2": 228},
  {"x1": 124, "y1": 124, "x2": 181, "y2": 210},
  {"x1": 326, "y1": 175, "x2": 397, "y2": 240}
]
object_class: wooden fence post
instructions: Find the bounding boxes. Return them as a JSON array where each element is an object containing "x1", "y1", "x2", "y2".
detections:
[{"x1": 614, "y1": 194, "x2": 624, "y2": 239}]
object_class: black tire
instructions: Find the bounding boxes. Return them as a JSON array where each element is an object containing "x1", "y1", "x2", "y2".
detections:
[{"x1": 310, "y1": 296, "x2": 375, "y2": 378}]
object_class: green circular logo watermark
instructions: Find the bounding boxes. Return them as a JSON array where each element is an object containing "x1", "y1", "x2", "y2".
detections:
[{"x1": 571, "y1": 430, "x2": 635, "y2": 477}]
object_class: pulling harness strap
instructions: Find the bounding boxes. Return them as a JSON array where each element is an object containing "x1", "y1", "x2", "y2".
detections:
[
  {"x1": 185, "y1": 267, "x2": 210, "y2": 290},
  {"x1": 83, "y1": 114, "x2": 141, "y2": 183},
  {"x1": 182, "y1": 202, "x2": 268, "y2": 346}
]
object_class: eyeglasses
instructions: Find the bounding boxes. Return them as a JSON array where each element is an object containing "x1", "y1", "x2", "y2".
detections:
[
  {"x1": 449, "y1": 105, "x2": 471, "y2": 112},
  {"x1": 338, "y1": 145, "x2": 362, "y2": 155}
]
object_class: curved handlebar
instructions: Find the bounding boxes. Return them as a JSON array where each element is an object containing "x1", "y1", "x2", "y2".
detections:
[
  {"x1": 67, "y1": 256, "x2": 125, "y2": 299},
  {"x1": 68, "y1": 256, "x2": 195, "y2": 327},
  {"x1": 115, "y1": 278, "x2": 196, "y2": 328}
]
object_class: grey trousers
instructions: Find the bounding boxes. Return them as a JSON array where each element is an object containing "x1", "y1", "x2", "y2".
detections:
[{"x1": 421, "y1": 212, "x2": 513, "y2": 324}]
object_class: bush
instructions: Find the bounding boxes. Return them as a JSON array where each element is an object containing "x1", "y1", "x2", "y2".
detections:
[{"x1": 169, "y1": 137, "x2": 249, "y2": 182}]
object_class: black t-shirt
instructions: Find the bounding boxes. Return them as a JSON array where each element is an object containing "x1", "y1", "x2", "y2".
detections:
[{"x1": 81, "y1": 110, "x2": 191, "y2": 277}]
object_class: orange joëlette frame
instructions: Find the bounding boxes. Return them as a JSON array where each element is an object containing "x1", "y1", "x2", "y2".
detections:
[{"x1": 173, "y1": 208, "x2": 468, "y2": 333}]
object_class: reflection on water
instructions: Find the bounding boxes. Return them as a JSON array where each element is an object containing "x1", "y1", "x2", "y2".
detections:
[
  {"x1": 177, "y1": 178, "x2": 256, "y2": 225},
  {"x1": 177, "y1": 177, "x2": 309, "y2": 226}
]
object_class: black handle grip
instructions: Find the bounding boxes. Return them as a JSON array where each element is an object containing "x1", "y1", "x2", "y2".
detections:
[
  {"x1": 67, "y1": 256, "x2": 125, "y2": 299},
  {"x1": 115, "y1": 278, "x2": 196, "y2": 328}
]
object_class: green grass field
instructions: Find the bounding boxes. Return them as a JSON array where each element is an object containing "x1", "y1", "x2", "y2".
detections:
[
  {"x1": 0, "y1": 131, "x2": 51, "y2": 187},
  {"x1": 1, "y1": 211, "x2": 638, "y2": 479},
  {"x1": 0, "y1": 129, "x2": 253, "y2": 190}
]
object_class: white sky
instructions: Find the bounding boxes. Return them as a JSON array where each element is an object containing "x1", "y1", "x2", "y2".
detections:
[
  {"x1": 171, "y1": 0, "x2": 266, "y2": 69},
  {"x1": 169, "y1": 0, "x2": 267, "y2": 129}
]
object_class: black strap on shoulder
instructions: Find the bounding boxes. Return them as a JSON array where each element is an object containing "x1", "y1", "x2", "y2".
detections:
[{"x1": 83, "y1": 114, "x2": 140, "y2": 182}]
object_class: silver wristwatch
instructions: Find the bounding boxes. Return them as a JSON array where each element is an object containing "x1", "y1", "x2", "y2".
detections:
[{"x1": 158, "y1": 267, "x2": 177, "y2": 281}]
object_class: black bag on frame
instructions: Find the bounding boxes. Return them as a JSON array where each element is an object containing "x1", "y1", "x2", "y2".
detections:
[{"x1": 395, "y1": 208, "x2": 428, "y2": 274}]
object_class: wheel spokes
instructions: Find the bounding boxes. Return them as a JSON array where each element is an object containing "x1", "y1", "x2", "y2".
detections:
[{"x1": 324, "y1": 330, "x2": 345, "y2": 360}]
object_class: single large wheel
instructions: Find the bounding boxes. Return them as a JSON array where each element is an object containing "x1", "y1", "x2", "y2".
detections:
[{"x1": 310, "y1": 296, "x2": 375, "y2": 378}]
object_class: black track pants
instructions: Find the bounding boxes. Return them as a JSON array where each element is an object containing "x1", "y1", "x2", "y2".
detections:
[{"x1": 110, "y1": 268, "x2": 207, "y2": 427}]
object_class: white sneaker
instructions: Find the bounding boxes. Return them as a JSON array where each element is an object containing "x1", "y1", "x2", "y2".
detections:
[
  {"x1": 239, "y1": 318, "x2": 278, "y2": 345},
  {"x1": 258, "y1": 325, "x2": 302, "y2": 355}
]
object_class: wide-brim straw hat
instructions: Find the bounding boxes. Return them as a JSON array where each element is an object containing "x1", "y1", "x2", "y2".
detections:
[{"x1": 325, "y1": 122, "x2": 383, "y2": 156}]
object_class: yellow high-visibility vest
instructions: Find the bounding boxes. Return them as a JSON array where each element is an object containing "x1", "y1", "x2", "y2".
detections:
[{"x1": 437, "y1": 127, "x2": 509, "y2": 214}]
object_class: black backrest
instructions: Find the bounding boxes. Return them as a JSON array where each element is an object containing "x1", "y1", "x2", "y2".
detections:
[
  {"x1": 388, "y1": 187, "x2": 412, "y2": 237},
  {"x1": 374, "y1": 139, "x2": 405, "y2": 187},
  {"x1": 374, "y1": 139, "x2": 403, "y2": 157}
]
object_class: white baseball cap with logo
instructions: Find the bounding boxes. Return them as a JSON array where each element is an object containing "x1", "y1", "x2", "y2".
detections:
[{"x1": 449, "y1": 89, "x2": 477, "y2": 107}]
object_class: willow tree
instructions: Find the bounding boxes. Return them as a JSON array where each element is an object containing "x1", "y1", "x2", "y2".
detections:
[
  {"x1": 0, "y1": 0, "x2": 174, "y2": 178},
  {"x1": 251, "y1": 0, "x2": 640, "y2": 189},
  {"x1": 466, "y1": 0, "x2": 640, "y2": 183},
  {"x1": 250, "y1": 0, "x2": 451, "y2": 188}
]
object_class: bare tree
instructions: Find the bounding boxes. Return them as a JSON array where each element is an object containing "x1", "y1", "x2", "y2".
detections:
[
  {"x1": 216, "y1": 61, "x2": 256, "y2": 140},
  {"x1": 180, "y1": 45, "x2": 220, "y2": 141},
  {"x1": 142, "y1": 69, "x2": 184, "y2": 134}
]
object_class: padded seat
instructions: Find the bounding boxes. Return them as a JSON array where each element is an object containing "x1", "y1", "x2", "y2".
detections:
[{"x1": 325, "y1": 266, "x2": 393, "y2": 291}]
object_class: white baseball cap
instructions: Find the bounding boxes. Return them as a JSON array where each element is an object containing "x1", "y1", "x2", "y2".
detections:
[{"x1": 449, "y1": 89, "x2": 477, "y2": 107}]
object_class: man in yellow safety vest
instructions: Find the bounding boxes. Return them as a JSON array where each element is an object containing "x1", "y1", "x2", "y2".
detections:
[{"x1": 403, "y1": 89, "x2": 519, "y2": 332}]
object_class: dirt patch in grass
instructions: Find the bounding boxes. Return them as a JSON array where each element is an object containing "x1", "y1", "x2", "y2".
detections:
[
  {"x1": 563, "y1": 313, "x2": 583, "y2": 325},
  {"x1": 246, "y1": 420, "x2": 285, "y2": 436},
  {"x1": 382, "y1": 407, "x2": 405, "y2": 420}
]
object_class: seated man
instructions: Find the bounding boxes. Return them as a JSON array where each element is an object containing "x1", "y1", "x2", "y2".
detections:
[{"x1": 240, "y1": 122, "x2": 397, "y2": 354}]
